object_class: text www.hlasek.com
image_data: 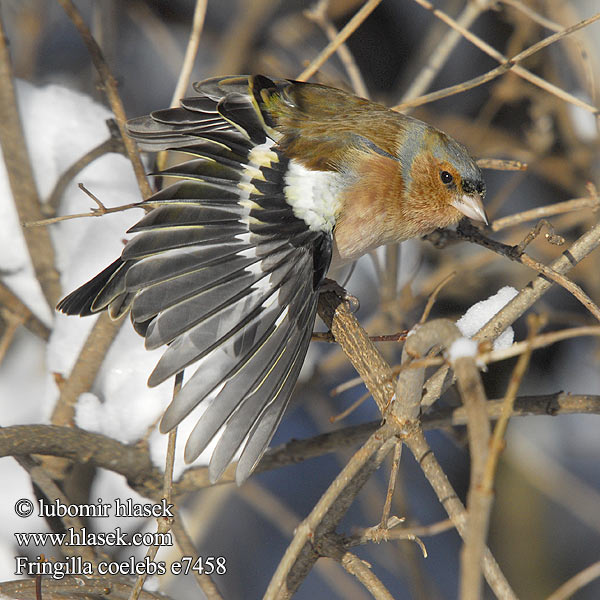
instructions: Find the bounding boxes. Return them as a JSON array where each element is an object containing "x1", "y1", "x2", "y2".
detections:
[{"x1": 15, "y1": 527, "x2": 172, "y2": 547}]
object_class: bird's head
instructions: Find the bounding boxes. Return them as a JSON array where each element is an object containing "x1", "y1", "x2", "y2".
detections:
[{"x1": 397, "y1": 121, "x2": 487, "y2": 229}]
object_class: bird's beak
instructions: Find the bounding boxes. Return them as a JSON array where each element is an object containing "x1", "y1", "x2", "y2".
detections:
[{"x1": 451, "y1": 194, "x2": 488, "y2": 225}]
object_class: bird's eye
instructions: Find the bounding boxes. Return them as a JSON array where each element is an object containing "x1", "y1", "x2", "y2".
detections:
[{"x1": 440, "y1": 171, "x2": 454, "y2": 185}]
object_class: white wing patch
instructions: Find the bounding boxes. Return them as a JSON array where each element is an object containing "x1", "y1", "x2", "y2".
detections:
[
  {"x1": 284, "y1": 160, "x2": 344, "y2": 233},
  {"x1": 238, "y1": 140, "x2": 280, "y2": 208}
]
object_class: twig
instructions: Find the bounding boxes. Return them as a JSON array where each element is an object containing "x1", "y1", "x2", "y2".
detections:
[
  {"x1": 297, "y1": 0, "x2": 383, "y2": 82},
  {"x1": 26, "y1": 198, "x2": 144, "y2": 227},
  {"x1": 399, "y1": 0, "x2": 600, "y2": 115},
  {"x1": 399, "y1": 0, "x2": 494, "y2": 106},
  {"x1": 378, "y1": 441, "x2": 403, "y2": 534},
  {"x1": 330, "y1": 389, "x2": 370, "y2": 423},
  {"x1": 419, "y1": 271, "x2": 456, "y2": 324},
  {"x1": 155, "y1": 0, "x2": 208, "y2": 173},
  {"x1": 515, "y1": 219, "x2": 565, "y2": 252},
  {"x1": 57, "y1": 0, "x2": 151, "y2": 199},
  {"x1": 546, "y1": 561, "x2": 600, "y2": 600},
  {"x1": 0, "y1": 282, "x2": 50, "y2": 341},
  {"x1": 0, "y1": 309, "x2": 24, "y2": 365},
  {"x1": 43, "y1": 120, "x2": 125, "y2": 217},
  {"x1": 491, "y1": 196, "x2": 600, "y2": 231},
  {"x1": 304, "y1": 0, "x2": 369, "y2": 97},
  {"x1": 129, "y1": 372, "x2": 182, "y2": 600},
  {"x1": 482, "y1": 315, "x2": 540, "y2": 495},
  {"x1": 51, "y1": 312, "x2": 122, "y2": 426},
  {"x1": 476, "y1": 158, "x2": 528, "y2": 171},
  {"x1": 0, "y1": 16, "x2": 61, "y2": 307},
  {"x1": 171, "y1": 0, "x2": 207, "y2": 107},
  {"x1": 452, "y1": 220, "x2": 600, "y2": 323},
  {"x1": 406, "y1": 430, "x2": 517, "y2": 599},
  {"x1": 212, "y1": 0, "x2": 279, "y2": 76},
  {"x1": 263, "y1": 425, "x2": 396, "y2": 600},
  {"x1": 348, "y1": 518, "x2": 455, "y2": 546},
  {"x1": 316, "y1": 534, "x2": 396, "y2": 600},
  {"x1": 170, "y1": 506, "x2": 224, "y2": 599},
  {"x1": 1, "y1": 393, "x2": 599, "y2": 496}
]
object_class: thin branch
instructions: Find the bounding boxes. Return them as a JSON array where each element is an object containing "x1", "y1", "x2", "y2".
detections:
[
  {"x1": 477, "y1": 158, "x2": 528, "y2": 171},
  {"x1": 1, "y1": 393, "x2": 599, "y2": 496},
  {"x1": 43, "y1": 121, "x2": 125, "y2": 217},
  {"x1": 348, "y1": 518, "x2": 455, "y2": 546},
  {"x1": 57, "y1": 0, "x2": 151, "y2": 198},
  {"x1": 398, "y1": 0, "x2": 600, "y2": 115},
  {"x1": 170, "y1": 507, "x2": 224, "y2": 600},
  {"x1": 0, "y1": 309, "x2": 24, "y2": 366},
  {"x1": 399, "y1": 0, "x2": 493, "y2": 106},
  {"x1": 170, "y1": 0, "x2": 207, "y2": 107},
  {"x1": 51, "y1": 312, "x2": 122, "y2": 427},
  {"x1": 316, "y1": 534, "x2": 396, "y2": 600},
  {"x1": 546, "y1": 562, "x2": 600, "y2": 600},
  {"x1": 491, "y1": 196, "x2": 600, "y2": 231},
  {"x1": 482, "y1": 315, "x2": 540, "y2": 495},
  {"x1": 297, "y1": 0, "x2": 383, "y2": 82},
  {"x1": 155, "y1": 0, "x2": 208, "y2": 173},
  {"x1": 26, "y1": 198, "x2": 144, "y2": 227},
  {"x1": 304, "y1": 0, "x2": 369, "y2": 97},
  {"x1": 0, "y1": 16, "x2": 61, "y2": 307},
  {"x1": 0, "y1": 281, "x2": 50, "y2": 341},
  {"x1": 129, "y1": 372, "x2": 182, "y2": 600},
  {"x1": 264, "y1": 426, "x2": 396, "y2": 600}
]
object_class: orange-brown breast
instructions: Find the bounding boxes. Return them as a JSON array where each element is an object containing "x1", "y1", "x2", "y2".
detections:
[{"x1": 333, "y1": 151, "x2": 407, "y2": 263}]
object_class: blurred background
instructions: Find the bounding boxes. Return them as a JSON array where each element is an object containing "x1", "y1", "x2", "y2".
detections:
[{"x1": 1, "y1": 0, "x2": 599, "y2": 598}]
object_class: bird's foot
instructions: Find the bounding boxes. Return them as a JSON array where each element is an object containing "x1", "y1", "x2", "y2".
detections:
[{"x1": 319, "y1": 278, "x2": 360, "y2": 312}]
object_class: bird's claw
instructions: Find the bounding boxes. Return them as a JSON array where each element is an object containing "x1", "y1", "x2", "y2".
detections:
[{"x1": 320, "y1": 278, "x2": 360, "y2": 312}]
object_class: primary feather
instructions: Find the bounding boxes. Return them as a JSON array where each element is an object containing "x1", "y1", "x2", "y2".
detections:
[{"x1": 58, "y1": 76, "x2": 341, "y2": 483}]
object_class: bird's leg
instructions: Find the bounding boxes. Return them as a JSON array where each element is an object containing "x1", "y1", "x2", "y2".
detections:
[{"x1": 319, "y1": 278, "x2": 360, "y2": 312}]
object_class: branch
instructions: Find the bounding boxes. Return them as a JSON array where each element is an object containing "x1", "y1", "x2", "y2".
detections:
[
  {"x1": 401, "y1": 0, "x2": 599, "y2": 115},
  {"x1": 422, "y1": 219, "x2": 600, "y2": 406},
  {"x1": 57, "y1": 0, "x2": 151, "y2": 199},
  {"x1": 296, "y1": 0, "x2": 383, "y2": 82},
  {"x1": 0, "y1": 393, "x2": 597, "y2": 496},
  {"x1": 0, "y1": 17, "x2": 61, "y2": 307},
  {"x1": 0, "y1": 281, "x2": 50, "y2": 341}
]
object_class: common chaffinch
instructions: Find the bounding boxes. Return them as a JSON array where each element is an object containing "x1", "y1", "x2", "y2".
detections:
[{"x1": 58, "y1": 75, "x2": 487, "y2": 483}]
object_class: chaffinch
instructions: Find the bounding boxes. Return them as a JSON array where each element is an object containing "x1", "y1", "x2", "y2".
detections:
[{"x1": 58, "y1": 75, "x2": 487, "y2": 483}]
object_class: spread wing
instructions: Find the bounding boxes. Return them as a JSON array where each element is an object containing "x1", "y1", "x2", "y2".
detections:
[{"x1": 58, "y1": 76, "x2": 333, "y2": 483}]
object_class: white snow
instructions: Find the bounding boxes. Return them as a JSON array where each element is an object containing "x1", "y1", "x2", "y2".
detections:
[
  {"x1": 456, "y1": 286, "x2": 518, "y2": 351},
  {"x1": 0, "y1": 80, "x2": 210, "y2": 580},
  {"x1": 567, "y1": 91, "x2": 599, "y2": 143},
  {"x1": 447, "y1": 337, "x2": 479, "y2": 363}
]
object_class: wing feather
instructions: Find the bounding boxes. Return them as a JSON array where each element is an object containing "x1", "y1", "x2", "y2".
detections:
[{"x1": 59, "y1": 74, "x2": 336, "y2": 482}]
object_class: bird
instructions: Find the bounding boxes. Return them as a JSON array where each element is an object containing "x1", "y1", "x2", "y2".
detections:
[{"x1": 57, "y1": 75, "x2": 487, "y2": 484}]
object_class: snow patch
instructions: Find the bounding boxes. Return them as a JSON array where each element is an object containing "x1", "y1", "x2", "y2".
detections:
[
  {"x1": 456, "y1": 286, "x2": 518, "y2": 351},
  {"x1": 447, "y1": 337, "x2": 479, "y2": 363}
]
